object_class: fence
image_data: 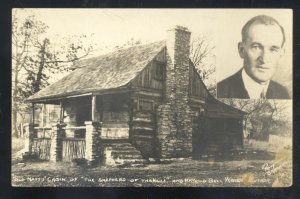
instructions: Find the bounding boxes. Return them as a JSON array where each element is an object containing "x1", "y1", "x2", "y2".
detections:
[
  {"x1": 24, "y1": 122, "x2": 101, "y2": 163},
  {"x1": 32, "y1": 127, "x2": 52, "y2": 160},
  {"x1": 62, "y1": 126, "x2": 86, "y2": 162}
]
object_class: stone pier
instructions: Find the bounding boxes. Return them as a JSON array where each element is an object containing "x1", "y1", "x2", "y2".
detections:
[
  {"x1": 50, "y1": 123, "x2": 66, "y2": 162},
  {"x1": 84, "y1": 121, "x2": 101, "y2": 165}
]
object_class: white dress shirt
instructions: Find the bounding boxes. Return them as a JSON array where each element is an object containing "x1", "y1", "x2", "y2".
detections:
[{"x1": 241, "y1": 69, "x2": 269, "y2": 99}]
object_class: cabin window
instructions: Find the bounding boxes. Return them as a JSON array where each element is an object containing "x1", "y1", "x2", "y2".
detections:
[{"x1": 154, "y1": 62, "x2": 165, "y2": 80}]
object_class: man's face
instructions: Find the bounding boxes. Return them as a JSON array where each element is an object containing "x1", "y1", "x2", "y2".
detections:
[{"x1": 238, "y1": 23, "x2": 284, "y2": 83}]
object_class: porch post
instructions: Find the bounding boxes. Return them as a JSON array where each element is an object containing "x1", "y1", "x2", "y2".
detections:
[
  {"x1": 92, "y1": 95, "x2": 96, "y2": 121},
  {"x1": 31, "y1": 103, "x2": 35, "y2": 124},
  {"x1": 85, "y1": 121, "x2": 101, "y2": 165},
  {"x1": 23, "y1": 123, "x2": 35, "y2": 154},
  {"x1": 42, "y1": 104, "x2": 46, "y2": 127},
  {"x1": 50, "y1": 122, "x2": 66, "y2": 162},
  {"x1": 59, "y1": 100, "x2": 64, "y2": 123},
  {"x1": 23, "y1": 103, "x2": 36, "y2": 155}
]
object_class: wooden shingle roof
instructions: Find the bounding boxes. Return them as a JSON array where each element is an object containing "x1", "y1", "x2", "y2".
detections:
[
  {"x1": 28, "y1": 40, "x2": 166, "y2": 102},
  {"x1": 205, "y1": 96, "x2": 247, "y2": 117}
]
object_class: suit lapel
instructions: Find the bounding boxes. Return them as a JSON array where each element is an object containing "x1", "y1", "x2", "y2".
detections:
[
  {"x1": 266, "y1": 81, "x2": 274, "y2": 99},
  {"x1": 233, "y1": 69, "x2": 250, "y2": 99}
]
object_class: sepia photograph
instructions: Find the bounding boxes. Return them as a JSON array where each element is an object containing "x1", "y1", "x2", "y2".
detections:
[
  {"x1": 216, "y1": 10, "x2": 292, "y2": 99},
  {"x1": 11, "y1": 9, "x2": 292, "y2": 187}
]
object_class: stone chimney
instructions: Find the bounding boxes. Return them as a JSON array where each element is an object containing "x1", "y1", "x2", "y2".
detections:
[
  {"x1": 165, "y1": 25, "x2": 191, "y2": 100},
  {"x1": 156, "y1": 26, "x2": 193, "y2": 159}
]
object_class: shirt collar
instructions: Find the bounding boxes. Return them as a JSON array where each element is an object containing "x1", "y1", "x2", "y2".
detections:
[{"x1": 241, "y1": 68, "x2": 270, "y2": 99}]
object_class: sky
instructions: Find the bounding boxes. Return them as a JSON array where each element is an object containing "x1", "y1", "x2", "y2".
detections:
[
  {"x1": 16, "y1": 9, "x2": 217, "y2": 46},
  {"x1": 14, "y1": 8, "x2": 292, "y2": 90}
]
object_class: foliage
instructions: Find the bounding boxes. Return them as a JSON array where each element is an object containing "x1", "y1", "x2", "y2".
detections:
[
  {"x1": 114, "y1": 37, "x2": 142, "y2": 50},
  {"x1": 219, "y1": 98, "x2": 291, "y2": 138},
  {"x1": 12, "y1": 10, "x2": 95, "y2": 137}
]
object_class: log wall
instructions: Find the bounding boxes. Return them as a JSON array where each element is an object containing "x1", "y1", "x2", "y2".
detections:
[
  {"x1": 131, "y1": 50, "x2": 165, "y2": 91},
  {"x1": 130, "y1": 111, "x2": 156, "y2": 158},
  {"x1": 193, "y1": 117, "x2": 243, "y2": 155},
  {"x1": 101, "y1": 94, "x2": 130, "y2": 139},
  {"x1": 129, "y1": 93, "x2": 161, "y2": 158}
]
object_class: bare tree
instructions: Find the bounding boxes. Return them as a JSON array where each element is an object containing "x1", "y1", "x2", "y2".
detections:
[
  {"x1": 190, "y1": 33, "x2": 216, "y2": 96},
  {"x1": 12, "y1": 11, "x2": 43, "y2": 137},
  {"x1": 220, "y1": 98, "x2": 291, "y2": 140},
  {"x1": 12, "y1": 10, "x2": 95, "y2": 137}
]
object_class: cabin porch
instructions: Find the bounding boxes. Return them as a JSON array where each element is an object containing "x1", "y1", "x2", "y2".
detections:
[{"x1": 23, "y1": 92, "x2": 146, "y2": 166}]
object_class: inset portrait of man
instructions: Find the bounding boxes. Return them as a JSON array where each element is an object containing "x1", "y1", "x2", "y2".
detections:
[{"x1": 217, "y1": 15, "x2": 291, "y2": 99}]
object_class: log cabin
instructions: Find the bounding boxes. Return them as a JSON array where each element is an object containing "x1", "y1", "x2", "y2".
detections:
[{"x1": 25, "y1": 26, "x2": 246, "y2": 166}]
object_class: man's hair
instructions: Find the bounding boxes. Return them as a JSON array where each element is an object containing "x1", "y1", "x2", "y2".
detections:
[{"x1": 242, "y1": 15, "x2": 286, "y2": 47}]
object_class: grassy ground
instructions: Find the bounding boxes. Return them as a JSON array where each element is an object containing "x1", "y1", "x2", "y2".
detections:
[
  {"x1": 11, "y1": 139, "x2": 292, "y2": 187},
  {"x1": 12, "y1": 137, "x2": 25, "y2": 154}
]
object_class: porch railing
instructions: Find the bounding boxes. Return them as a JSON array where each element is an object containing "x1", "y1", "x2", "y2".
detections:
[
  {"x1": 62, "y1": 126, "x2": 86, "y2": 162},
  {"x1": 32, "y1": 137, "x2": 52, "y2": 160},
  {"x1": 23, "y1": 121, "x2": 101, "y2": 164}
]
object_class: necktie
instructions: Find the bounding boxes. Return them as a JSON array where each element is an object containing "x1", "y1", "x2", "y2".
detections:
[{"x1": 260, "y1": 88, "x2": 266, "y2": 99}]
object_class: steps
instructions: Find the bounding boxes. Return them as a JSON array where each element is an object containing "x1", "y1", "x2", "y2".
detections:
[{"x1": 103, "y1": 141, "x2": 146, "y2": 167}]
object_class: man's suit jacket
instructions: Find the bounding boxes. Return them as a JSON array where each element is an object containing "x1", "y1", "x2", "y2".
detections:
[{"x1": 217, "y1": 69, "x2": 290, "y2": 99}]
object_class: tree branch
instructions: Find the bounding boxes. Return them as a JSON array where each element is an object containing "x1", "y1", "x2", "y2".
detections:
[{"x1": 45, "y1": 50, "x2": 92, "y2": 64}]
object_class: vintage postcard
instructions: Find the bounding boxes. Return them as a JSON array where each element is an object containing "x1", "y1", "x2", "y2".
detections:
[{"x1": 11, "y1": 9, "x2": 292, "y2": 187}]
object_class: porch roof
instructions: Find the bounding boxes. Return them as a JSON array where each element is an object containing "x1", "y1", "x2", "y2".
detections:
[
  {"x1": 27, "y1": 40, "x2": 166, "y2": 103},
  {"x1": 205, "y1": 96, "x2": 247, "y2": 117}
]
